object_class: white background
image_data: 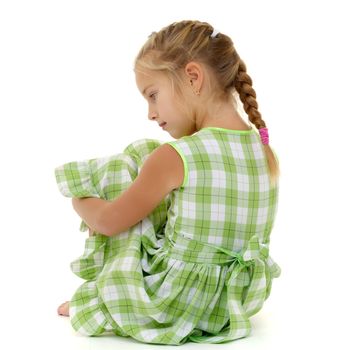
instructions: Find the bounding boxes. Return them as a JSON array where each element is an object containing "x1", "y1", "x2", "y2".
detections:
[{"x1": 1, "y1": 0, "x2": 349, "y2": 349}]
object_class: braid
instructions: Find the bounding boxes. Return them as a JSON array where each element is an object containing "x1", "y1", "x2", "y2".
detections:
[
  {"x1": 234, "y1": 58, "x2": 280, "y2": 187},
  {"x1": 234, "y1": 59, "x2": 266, "y2": 130}
]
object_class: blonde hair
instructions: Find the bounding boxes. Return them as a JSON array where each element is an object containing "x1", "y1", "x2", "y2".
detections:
[{"x1": 134, "y1": 20, "x2": 280, "y2": 187}]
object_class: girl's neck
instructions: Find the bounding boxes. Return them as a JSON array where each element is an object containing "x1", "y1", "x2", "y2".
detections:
[{"x1": 198, "y1": 104, "x2": 251, "y2": 131}]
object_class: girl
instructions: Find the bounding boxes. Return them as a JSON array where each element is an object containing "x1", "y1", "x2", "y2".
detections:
[{"x1": 57, "y1": 19, "x2": 281, "y2": 345}]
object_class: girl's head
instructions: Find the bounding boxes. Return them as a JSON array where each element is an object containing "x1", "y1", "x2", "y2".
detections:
[
  {"x1": 134, "y1": 20, "x2": 280, "y2": 186},
  {"x1": 134, "y1": 20, "x2": 237, "y2": 138}
]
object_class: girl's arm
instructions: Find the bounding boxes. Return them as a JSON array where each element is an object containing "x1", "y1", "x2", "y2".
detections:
[
  {"x1": 72, "y1": 197, "x2": 109, "y2": 235},
  {"x1": 99, "y1": 144, "x2": 183, "y2": 237}
]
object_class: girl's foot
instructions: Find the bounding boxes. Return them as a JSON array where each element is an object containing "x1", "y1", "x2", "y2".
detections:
[{"x1": 57, "y1": 301, "x2": 70, "y2": 317}]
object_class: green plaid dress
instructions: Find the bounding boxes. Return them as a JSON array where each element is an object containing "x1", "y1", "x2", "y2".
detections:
[{"x1": 54, "y1": 126, "x2": 281, "y2": 345}]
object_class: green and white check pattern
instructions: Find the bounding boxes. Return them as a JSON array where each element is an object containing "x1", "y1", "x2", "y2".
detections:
[{"x1": 54, "y1": 128, "x2": 281, "y2": 345}]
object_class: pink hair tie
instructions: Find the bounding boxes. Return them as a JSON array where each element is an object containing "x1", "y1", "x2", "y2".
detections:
[{"x1": 259, "y1": 127, "x2": 269, "y2": 145}]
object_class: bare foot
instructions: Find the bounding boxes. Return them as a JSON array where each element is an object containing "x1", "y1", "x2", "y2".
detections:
[{"x1": 57, "y1": 301, "x2": 70, "y2": 317}]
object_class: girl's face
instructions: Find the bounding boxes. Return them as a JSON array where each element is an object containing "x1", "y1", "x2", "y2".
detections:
[{"x1": 135, "y1": 69, "x2": 196, "y2": 139}]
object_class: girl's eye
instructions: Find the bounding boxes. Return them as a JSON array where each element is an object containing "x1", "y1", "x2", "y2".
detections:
[{"x1": 149, "y1": 93, "x2": 157, "y2": 100}]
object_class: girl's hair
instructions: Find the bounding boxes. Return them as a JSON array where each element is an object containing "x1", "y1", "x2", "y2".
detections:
[{"x1": 134, "y1": 20, "x2": 280, "y2": 187}]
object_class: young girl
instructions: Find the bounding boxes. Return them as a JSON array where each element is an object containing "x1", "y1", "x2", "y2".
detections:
[{"x1": 57, "y1": 19, "x2": 281, "y2": 345}]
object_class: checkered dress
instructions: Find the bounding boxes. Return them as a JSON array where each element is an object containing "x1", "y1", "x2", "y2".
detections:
[{"x1": 54, "y1": 126, "x2": 281, "y2": 345}]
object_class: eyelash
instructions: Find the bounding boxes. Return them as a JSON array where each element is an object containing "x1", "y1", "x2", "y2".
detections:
[{"x1": 149, "y1": 93, "x2": 157, "y2": 100}]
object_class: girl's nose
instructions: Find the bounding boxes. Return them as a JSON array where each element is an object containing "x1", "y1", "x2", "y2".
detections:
[{"x1": 148, "y1": 111, "x2": 158, "y2": 121}]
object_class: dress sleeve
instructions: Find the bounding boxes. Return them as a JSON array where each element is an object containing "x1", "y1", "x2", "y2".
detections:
[
  {"x1": 54, "y1": 154, "x2": 138, "y2": 232},
  {"x1": 54, "y1": 159, "x2": 101, "y2": 198}
]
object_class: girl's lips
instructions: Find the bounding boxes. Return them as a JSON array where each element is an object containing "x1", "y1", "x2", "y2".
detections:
[{"x1": 160, "y1": 122, "x2": 167, "y2": 128}]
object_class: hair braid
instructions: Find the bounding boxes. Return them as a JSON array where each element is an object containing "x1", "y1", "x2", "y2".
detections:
[
  {"x1": 234, "y1": 59, "x2": 266, "y2": 130},
  {"x1": 234, "y1": 59, "x2": 280, "y2": 186}
]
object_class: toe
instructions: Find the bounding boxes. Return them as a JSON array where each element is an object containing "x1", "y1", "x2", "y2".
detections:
[{"x1": 57, "y1": 301, "x2": 69, "y2": 315}]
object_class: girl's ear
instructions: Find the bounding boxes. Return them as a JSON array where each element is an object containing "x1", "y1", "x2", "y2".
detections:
[{"x1": 184, "y1": 61, "x2": 204, "y2": 90}]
